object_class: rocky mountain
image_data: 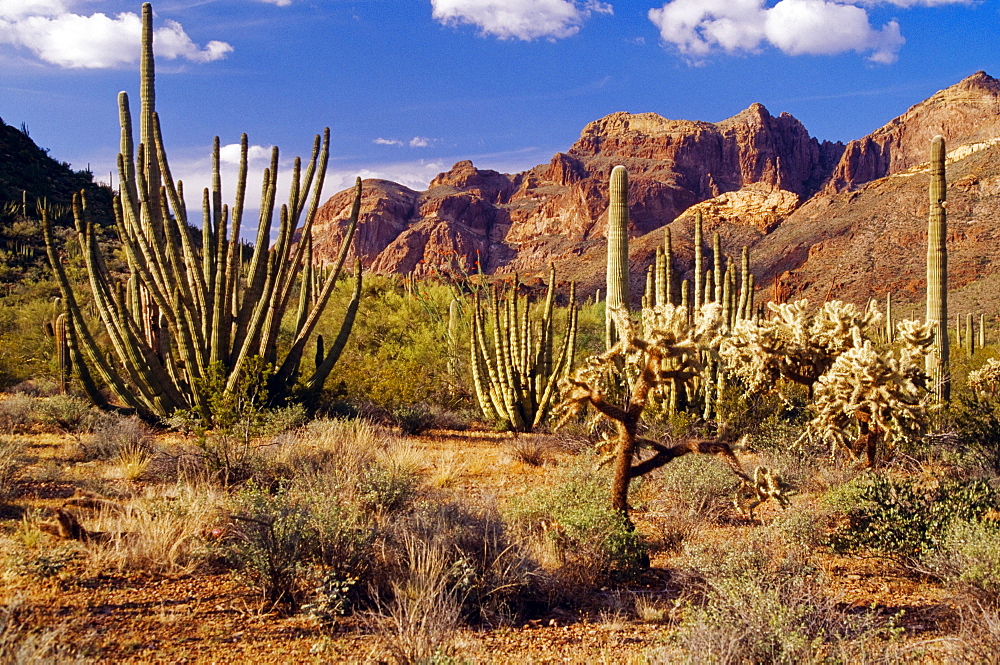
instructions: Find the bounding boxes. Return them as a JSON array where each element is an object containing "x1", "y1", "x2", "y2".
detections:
[{"x1": 313, "y1": 72, "x2": 1000, "y2": 310}]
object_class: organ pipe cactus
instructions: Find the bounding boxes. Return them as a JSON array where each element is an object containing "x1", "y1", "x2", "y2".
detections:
[
  {"x1": 693, "y1": 211, "x2": 704, "y2": 311},
  {"x1": 41, "y1": 3, "x2": 362, "y2": 420},
  {"x1": 606, "y1": 165, "x2": 630, "y2": 349},
  {"x1": 470, "y1": 265, "x2": 578, "y2": 432},
  {"x1": 926, "y1": 134, "x2": 949, "y2": 401}
]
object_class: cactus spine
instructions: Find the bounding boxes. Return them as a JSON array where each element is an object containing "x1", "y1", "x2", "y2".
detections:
[
  {"x1": 926, "y1": 134, "x2": 949, "y2": 401},
  {"x1": 606, "y1": 165, "x2": 630, "y2": 349},
  {"x1": 41, "y1": 3, "x2": 362, "y2": 419}
]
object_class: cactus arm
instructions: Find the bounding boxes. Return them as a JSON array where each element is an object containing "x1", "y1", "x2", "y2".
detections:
[{"x1": 302, "y1": 263, "x2": 362, "y2": 394}]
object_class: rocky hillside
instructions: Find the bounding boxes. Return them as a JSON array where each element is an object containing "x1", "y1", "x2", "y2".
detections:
[
  {"x1": 304, "y1": 72, "x2": 1000, "y2": 310},
  {"x1": 0, "y1": 116, "x2": 111, "y2": 218}
]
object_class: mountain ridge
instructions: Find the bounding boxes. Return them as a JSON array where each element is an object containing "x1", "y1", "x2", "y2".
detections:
[{"x1": 311, "y1": 71, "x2": 1000, "y2": 311}]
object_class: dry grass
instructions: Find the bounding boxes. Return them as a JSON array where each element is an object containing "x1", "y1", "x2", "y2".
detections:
[
  {"x1": 372, "y1": 528, "x2": 464, "y2": 664},
  {"x1": 74, "y1": 484, "x2": 225, "y2": 576}
]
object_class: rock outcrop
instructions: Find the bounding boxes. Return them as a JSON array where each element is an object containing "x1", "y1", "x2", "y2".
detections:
[
  {"x1": 825, "y1": 72, "x2": 1000, "y2": 192},
  {"x1": 311, "y1": 71, "x2": 1000, "y2": 307}
]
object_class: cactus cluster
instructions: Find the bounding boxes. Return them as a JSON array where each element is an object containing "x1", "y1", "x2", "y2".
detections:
[
  {"x1": 41, "y1": 3, "x2": 362, "y2": 419},
  {"x1": 809, "y1": 321, "x2": 934, "y2": 465},
  {"x1": 641, "y1": 209, "x2": 754, "y2": 331},
  {"x1": 470, "y1": 265, "x2": 578, "y2": 432}
]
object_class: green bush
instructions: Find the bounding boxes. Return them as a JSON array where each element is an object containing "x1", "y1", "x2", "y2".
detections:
[
  {"x1": 948, "y1": 394, "x2": 1000, "y2": 474},
  {"x1": 0, "y1": 393, "x2": 38, "y2": 434},
  {"x1": 923, "y1": 518, "x2": 1000, "y2": 602},
  {"x1": 37, "y1": 394, "x2": 104, "y2": 434},
  {"x1": 827, "y1": 473, "x2": 1000, "y2": 565},
  {"x1": 664, "y1": 534, "x2": 895, "y2": 664},
  {"x1": 509, "y1": 458, "x2": 647, "y2": 585},
  {"x1": 224, "y1": 481, "x2": 374, "y2": 612}
]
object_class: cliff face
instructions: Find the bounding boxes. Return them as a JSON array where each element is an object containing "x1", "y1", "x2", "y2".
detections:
[
  {"x1": 311, "y1": 72, "x2": 1000, "y2": 294},
  {"x1": 825, "y1": 71, "x2": 1000, "y2": 192}
]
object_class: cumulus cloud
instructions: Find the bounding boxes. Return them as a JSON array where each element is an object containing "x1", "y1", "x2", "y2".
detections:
[
  {"x1": 409, "y1": 136, "x2": 431, "y2": 148},
  {"x1": 374, "y1": 137, "x2": 404, "y2": 146},
  {"x1": 218, "y1": 143, "x2": 273, "y2": 165},
  {"x1": 431, "y1": 0, "x2": 612, "y2": 41},
  {"x1": 0, "y1": 0, "x2": 232, "y2": 68},
  {"x1": 648, "y1": 0, "x2": 909, "y2": 63}
]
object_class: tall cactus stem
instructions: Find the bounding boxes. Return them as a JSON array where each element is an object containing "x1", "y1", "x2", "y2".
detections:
[
  {"x1": 606, "y1": 165, "x2": 630, "y2": 349},
  {"x1": 926, "y1": 134, "x2": 950, "y2": 401}
]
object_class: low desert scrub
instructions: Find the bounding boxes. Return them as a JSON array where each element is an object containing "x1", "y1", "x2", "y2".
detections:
[
  {"x1": 82, "y1": 414, "x2": 155, "y2": 463},
  {"x1": 825, "y1": 473, "x2": 1000, "y2": 568},
  {"x1": 372, "y1": 527, "x2": 464, "y2": 664},
  {"x1": 922, "y1": 518, "x2": 1000, "y2": 602},
  {"x1": 223, "y1": 480, "x2": 375, "y2": 612},
  {"x1": 36, "y1": 394, "x2": 104, "y2": 435},
  {"x1": 282, "y1": 418, "x2": 418, "y2": 514},
  {"x1": 508, "y1": 457, "x2": 647, "y2": 592},
  {"x1": 660, "y1": 532, "x2": 897, "y2": 663},
  {"x1": 81, "y1": 486, "x2": 225, "y2": 576},
  {"x1": 0, "y1": 436, "x2": 22, "y2": 500},
  {"x1": 654, "y1": 453, "x2": 743, "y2": 518},
  {"x1": 0, "y1": 393, "x2": 37, "y2": 434}
]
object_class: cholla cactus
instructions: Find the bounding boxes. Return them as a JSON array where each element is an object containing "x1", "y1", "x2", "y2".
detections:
[
  {"x1": 969, "y1": 357, "x2": 1000, "y2": 399},
  {"x1": 720, "y1": 299, "x2": 881, "y2": 398},
  {"x1": 807, "y1": 321, "x2": 934, "y2": 466},
  {"x1": 555, "y1": 305, "x2": 737, "y2": 518}
]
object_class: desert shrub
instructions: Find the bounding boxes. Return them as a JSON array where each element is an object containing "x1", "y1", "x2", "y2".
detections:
[
  {"x1": 83, "y1": 414, "x2": 155, "y2": 462},
  {"x1": 0, "y1": 436, "x2": 22, "y2": 500},
  {"x1": 0, "y1": 392, "x2": 38, "y2": 433},
  {"x1": 947, "y1": 394, "x2": 1000, "y2": 474},
  {"x1": 284, "y1": 418, "x2": 418, "y2": 514},
  {"x1": 36, "y1": 394, "x2": 104, "y2": 434},
  {"x1": 388, "y1": 503, "x2": 539, "y2": 627},
  {"x1": 508, "y1": 458, "x2": 647, "y2": 587},
  {"x1": 826, "y1": 473, "x2": 1000, "y2": 566},
  {"x1": 223, "y1": 481, "x2": 374, "y2": 611},
  {"x1": 661, "y1": 533, "x2": 895, "y2": 664},
  {"x1": 922, "y1": 518, "x2": 1000, "y2": 602},
  {"x1": 655, "y1": 453, "x2": 744, "y2": 518}
]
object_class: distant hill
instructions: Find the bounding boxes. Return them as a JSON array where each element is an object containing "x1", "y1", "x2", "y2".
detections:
[
  {"x1": 311, "y1": 71, "x2": 1000, "y2": 314},
  {"x1": 0, "y1": 116, "x2": 112, "y2": 216}
]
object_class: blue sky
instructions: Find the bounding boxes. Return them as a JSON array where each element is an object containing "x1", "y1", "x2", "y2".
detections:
[{"x1": 1, "y1": 0, "x2": 997, "y2": 205}]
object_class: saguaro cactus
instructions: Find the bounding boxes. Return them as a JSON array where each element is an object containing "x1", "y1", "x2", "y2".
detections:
[
  {"x1": 926, "y1": 134, "x2": 949, "y2": 402},
  {"x1": 42, "y1": 3, "x2": 362, "y2": 419},
  {"x1": 606, "y1": 165, "x2": 630, "y2": 349}
]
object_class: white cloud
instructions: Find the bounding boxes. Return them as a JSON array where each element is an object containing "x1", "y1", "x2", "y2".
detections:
[
  {"x1": 0, "y1": 2, "x2": 232, "y2": 68},
  {"x1": 431, "y1": 0, "x2": 612, "y2": 41},
  {"x1": 648, "y1": 0, "x2": 909, "y2": 63},
  {"x1": 374, "y1": 137, "x2": 404, "y2": 146},
  {"x1": 218, "y1": 143, "x2": 273, "y2": 165},
  {"x1": 409, "y1": 136, "x2": 431, "y2": 148},
  {"x1": 257, "y1": 0, "x2": 293, "y2": 6}
]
